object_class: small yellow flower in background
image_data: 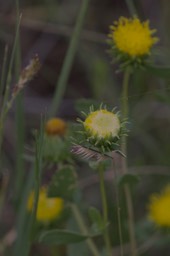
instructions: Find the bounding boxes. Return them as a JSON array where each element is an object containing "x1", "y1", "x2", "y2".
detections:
[
  {"x1": 45, "y1": 118, "x2": 67, "y2": 136},
  {"x1": 109, "y1": 17, "x2": 158, "y2": 57},
  {"x1": 84, "y1": 109, "x2": 120, "y2": 139},
  {"x1": 148, "y1": 185, "x2": 170, "y2": 227},
  {"x1": 27, "y1": 187, "x2": 64, "y2": 222}
]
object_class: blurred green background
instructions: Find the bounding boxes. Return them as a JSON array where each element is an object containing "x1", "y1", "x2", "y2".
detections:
[{"x1": 1, "y1": 0, "x2": 170, "y2": 255}]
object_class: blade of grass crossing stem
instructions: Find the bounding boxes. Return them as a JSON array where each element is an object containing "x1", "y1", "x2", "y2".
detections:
[
  {"x1": 70, "y1": 203, "x2": 100, "y2": 256},
  {"x1": 49, "y1": 0, "x2": 90, "y2": 116}
]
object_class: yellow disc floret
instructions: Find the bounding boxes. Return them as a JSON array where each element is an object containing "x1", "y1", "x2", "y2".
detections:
[
  {"x1": 27, "y1": 187, "x2": 64, "y2": 222},
  {"x1": 110, "y1": 17, "x2": 158, "y2": 57},
  {"x1": 84, "y1": 109, "x2": 120, "y2": 139},
  {"x1": 148, "y1": 185, "x2": 170, "y2": 227},
  {"x1": 45, "y1": 118, "x2": 67, "y2": 136}
]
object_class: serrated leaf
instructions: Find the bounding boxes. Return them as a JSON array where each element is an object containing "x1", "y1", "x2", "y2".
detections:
[
  {"x1": 145, "y1": 63, "x2": 170, "y2": 79},
  {"x1": 48, "y1": 165, "x2": 77, "y2": 201},
  {"x1": 118, "y1": 173, "x2": 140, "y2": 187},
  {"x1": 39, "y1": 229, "x2": 88, "y2": 245}
]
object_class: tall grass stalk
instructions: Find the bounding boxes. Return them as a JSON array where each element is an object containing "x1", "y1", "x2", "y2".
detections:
[
  {"x1": 14, "y1": 0, "x2": 26, "y2": 202},
  {"x1": 121, "y1": 66, "x2": 138, "y2": 256},
  {"x1": 0, "y1": 15, "x2": 21, "y2": 154},
  {"x1": 124, "y1": 0, "x2": 138, "y2": 16},
  {"x1": 49, "y1": 0, "x2": 90, "y2": 116}
]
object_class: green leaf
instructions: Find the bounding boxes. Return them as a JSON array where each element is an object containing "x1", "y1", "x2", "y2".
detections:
[
  {"x1": 88, "y1": 207, "x2": 105, "y2": 234},
  {"x1": 145, "y1": 63, "x2": 170, "y2": 79},
  {"x1": 39, "y1": 229, "x2": 88, "y2": 245},
  {"x1": 43, "y1": 135, "x2": 71, "y2": 163},
  {"x1": 48, "y1": 165, "x2": 77, "y2": 201},
  {"x1": 118, "y1": 173, "x2": 140, "y2": 187}
]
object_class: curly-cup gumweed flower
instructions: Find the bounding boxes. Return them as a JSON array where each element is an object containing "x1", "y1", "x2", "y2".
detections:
[
  {"x1": 148, "y1": 185, "x2": 170, "y2": 227},
  {"x1": 27, "y1": 187, "x2": 64, "y2": 222},
  {"x1": 76, "y1": 105, "x2": 127, "y2": 153},
  {"x1": 108, "y1": 16, "x2": 159, "y2": 68},
  {"x1": 84, "y1": 109, "x2": 120, "y2": 138},
  {"x1": 45, "y1": 118, "x2": 67, "y2": 136}
]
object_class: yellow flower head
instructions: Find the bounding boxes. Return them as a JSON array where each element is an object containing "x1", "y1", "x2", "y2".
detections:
[
  {"x1": 79, "y1": 107, "x2": 124, "y2": 153},
  {"x1": 148, "y1": 185, "x2": 170, "y2": 227},
  {"x1": 84, "y1": 109, "x2": 120, "y2": 139},
  {"x1": 27, "y1": 187, "x2": 64, "y2": 222},
  {"x1": 109, "y1": 16, "x2": 158, "y2": 58},
  {"x1": 45, "y1": 118, "x2": 67, "y2": 136}
]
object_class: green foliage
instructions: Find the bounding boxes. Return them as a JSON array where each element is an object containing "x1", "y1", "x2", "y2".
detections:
[
  {"x1": 145, "y1": 63, "x2": 170, "y2": 79},
  {"x1": 48, "y1": 165, "x2": 77, "y2": 201},
  {"x1": 43, "y1": 135, "x2": 72, "y2": 163},
  {"x1": 39, "y1": 229, "x2": 89, "y2": 245},
  {"x1": 88, "y1": 207, "x2": 108, "y2": 234},
  {"x1": 118, "y1": 173, "x2": 140, "y2": 188},
  {"x1": 2, "y1": 0, "x2": 170, "y2": 255}
]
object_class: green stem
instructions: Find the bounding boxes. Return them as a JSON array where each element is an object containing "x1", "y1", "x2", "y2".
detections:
[
  {"x1": 29, "y1": 120, "x2": 44, "y2": 239},
  {"x1": 13, "y1": 168, "x2": 34, "y2": 256},
  {"x1": 70, "y1": 203, "x2": 100, "y2": 256},
  {"x1": 112, "y1": 158, "x2": 124, "y2": 256},
  {"x1": 121, "y1": 67, "x2": 138, "y2": 256},
  {"x1": 124, "y1": 0, "x2": 138, "y2": 16},
  {"x1": 49, "y1": 0, "x2": 90, "y2": 116},
  {"x1": 98, "y1": 167, "x2": 112, "y2": 256}
]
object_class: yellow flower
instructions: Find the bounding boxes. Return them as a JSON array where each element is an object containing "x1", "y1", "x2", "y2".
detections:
[
  {"x1": 45, "y1": 118, "x2": 67, "y2": 136},
  {"x1": 84, "y1": 109, "x2": 120, "y2": 139},
  {"x1": 74, "y1": 105, "x2": 127, "y2": 153},
  {"x1": 82, "y1": 108, "x2": 122, "y2": 152},
  {"x1": 109, "y1": 17, "x2": 158, "y2": 57},
  {"x1": 148, "y1": 185, "x2": 170, "y2": 227},
  {"x1": 27, "y1": 187, "x2": 64, "y2": 222}
]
